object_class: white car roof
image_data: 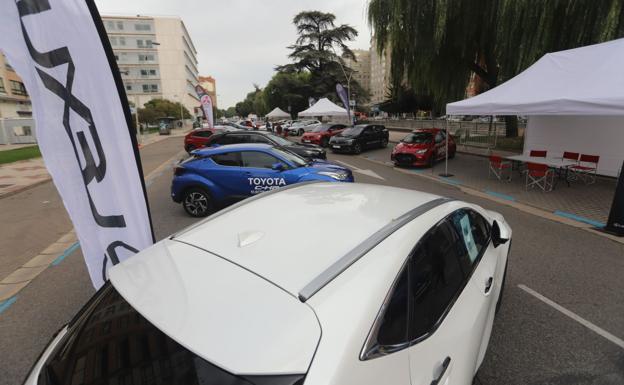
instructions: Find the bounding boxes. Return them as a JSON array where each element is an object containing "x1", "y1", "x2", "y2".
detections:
[{"x1": 175, "y1": 182, "x2": 440, "y2": 298}]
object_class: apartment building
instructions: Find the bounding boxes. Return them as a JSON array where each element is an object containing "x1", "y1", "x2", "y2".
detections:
[
  {"x1": 102, "y1": 15, "x2": 200, "y2": 113},
  {"x1": 369, "y1": 38, "x2": 392, "y2": 106},
  {"x1": 344, "y1": 49, "x2": 371, "y2": 96},
  {"x1": 0, "y1": 53, "x2": 32, "y2": 118}
]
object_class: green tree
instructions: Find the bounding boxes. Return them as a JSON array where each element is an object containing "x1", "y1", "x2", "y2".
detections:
[
  {"x1": 263, "y1": 71, "x2": 313, "y2": 118},
  {"x1": 368, "y1": 0, "x2": 624, "y2": 135},
  {"x1": 278, "y1": 11, "x2": 369, "y2": 105},
  {"x1": 137, "y1": 98, "x2": 191, "y2": 124}
]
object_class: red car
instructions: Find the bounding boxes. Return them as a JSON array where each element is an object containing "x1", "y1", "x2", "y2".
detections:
[
  {"x1": 184, "y1": 128, "x2": 215, "y2": 152},
  {"x1": 301, "y1": 123, "x2": 347, "y2": 147},
  {"x1": 391, "y1": 128, "x2": 456, "y2": 167}
]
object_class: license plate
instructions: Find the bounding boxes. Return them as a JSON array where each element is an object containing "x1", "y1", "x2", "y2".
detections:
[
  {"x1": 332, "y1": 145, "x2": 341, "y2": 149},
  {"x1": 303, "y1": 139, "x2": 310, "y2": 143}
]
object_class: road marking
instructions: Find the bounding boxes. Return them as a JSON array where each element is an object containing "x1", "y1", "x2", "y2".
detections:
[
  {"x1": 485, "y1": 190, "x2": 516, "y2": 201},
  {"x1": 333, "y1": 159, "x2": 386, "y2": 180},
  {"x1": 51, "y1": 242, "x2": 81, "y2": 266},
  {"x1": 518, "y1": 284, "x2": 624, "y2": 349},
  {"x1": 0, "y1": 296, "x2": 17, "y2": 315},
  {"x1": 553, "y1": 211, "x2": 605, "y2": 228}
]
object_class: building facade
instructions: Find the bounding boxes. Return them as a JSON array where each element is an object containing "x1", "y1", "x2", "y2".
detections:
[
  {"x1": 344, "y1": 49, "x2": 371, "y2": 97},
  {"x1": 102, "y1": 15, "x2": 199, "y2": 113},
  {"x1": 0, "y1": 53, "x2": 32, "y2": 118},
  {"x1": 369, "y1": 38, "x2": 392, "y2": 107},
  {"x1": 198, "y1": 76, "x2": 217, "y2": 108}
]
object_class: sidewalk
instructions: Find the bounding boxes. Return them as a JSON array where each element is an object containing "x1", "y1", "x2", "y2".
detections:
[{"x1": 0, "y1": 128, "x2": 188, "y2": 198}]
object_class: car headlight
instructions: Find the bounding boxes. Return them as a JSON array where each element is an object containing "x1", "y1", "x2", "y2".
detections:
[
  {"x1": 416, "y1": 149, "x2": 428, "y2": 154},
  {"x1": 318, "y1": 171, "x2": 348, "y2": 180}
]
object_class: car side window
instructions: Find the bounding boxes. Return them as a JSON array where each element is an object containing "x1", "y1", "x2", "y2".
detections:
[
  {"x1": 211, "y1": 152, "x2": 241, "y2": 167},
  {"x1": 363, "y1": 127, "x2": 373, "y2": 135},
  {"x1": 448, "y1": 209, "x2": 491, "y2": 265},
  {"x1": 374, "y1": 266, "x2": 409, "y2": 347},
  {"x1": 250, "y1": 135, "x2": 272, "y2": 144},
  {"x1": 241, "y1": 151, "x2": 281, "y2": 169},
  {"x1": 408, "y1": 220, "x2": 465, "y2": 340},
  {"x1": 193, "y1": 131, "x2": 211, "y2": 138},
  {"x1": 435, "y1": 132, "x2": 443, "y2": 143},
  {"x1": 215, "y1": 135, "x2": 239, "y2": 145}
]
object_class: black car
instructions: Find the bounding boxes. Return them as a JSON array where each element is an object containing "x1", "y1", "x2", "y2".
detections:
[
  {"x1": 328, "y1": 124, "x2": 389, "y2": 154},
  {"x1": 206, "y1": 130, "x2": 327, "y2": 160}
]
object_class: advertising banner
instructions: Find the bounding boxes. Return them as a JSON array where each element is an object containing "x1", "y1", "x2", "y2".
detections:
[
  {"x1": 605, "y1": 160, "x2": 624, "y2": 236},
  {"x1": 195, "y1": 84, "x2": 214, "y2": 128},
  {"x1": 0, "y1": 0, "x2": 155, "y2": 288},
  {"x1": 336, "y1": 83, "x2": 351, "y2": 123}
]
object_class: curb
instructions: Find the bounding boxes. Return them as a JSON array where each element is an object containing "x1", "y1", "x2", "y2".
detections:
[{"x1": 358, "y1": 155, "x2": 624, "y2": 246}]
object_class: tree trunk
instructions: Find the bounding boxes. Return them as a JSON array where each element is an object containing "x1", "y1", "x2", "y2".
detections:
[{"x1": 504, "y1": 116, "x2": 518, "y2": 137}]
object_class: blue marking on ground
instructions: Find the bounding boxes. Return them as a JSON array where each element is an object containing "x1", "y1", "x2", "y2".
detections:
[
  {"x1": 485, "y1": 190, "x2": 516, "y2": 201},
  {"x1": 553, "y1": 211, "x2": 606, "y2": 228},
  {"x1": 0, "y1": 296, "x2": 17, "y2": 315},
  {"x1": 439, "y1": 177, "x2": 462, "y2": 185},
  {"x1": 52, "y1": 242, "x2": 81, "y2": 266}
]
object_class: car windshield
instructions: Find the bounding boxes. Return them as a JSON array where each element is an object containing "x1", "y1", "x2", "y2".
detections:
[
  {"x1": 272, "y1": 147, "x2": 308, "y2": 167},
  {"x1": 35, "y1": 283, "x2": 303, "y2": 385},
  {"x1": 311, "y1": 125, "x2": 331, "y2": 132},
  {"x1": 265, "y1": 133, "x2": 293, "y2": 146},
  {"x1": 341, "y1": 126, "x2": 363, "y2": 137},
  {"x1": 402, "y1": 132, "x2": 433, "y2": 144}
]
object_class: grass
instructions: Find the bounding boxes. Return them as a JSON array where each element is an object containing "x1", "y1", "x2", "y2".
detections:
[{"x1": 0, "y1": 145, "x2": 42, "y2": 165}]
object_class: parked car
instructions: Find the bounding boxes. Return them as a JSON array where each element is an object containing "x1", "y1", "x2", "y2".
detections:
[
  {"x1": 287, "y1": 120, "x2": 321, "y2": 136},
  {"x1": 391, "y1": 129, "x2": 456, "y2": 167},
  {"x1": 24, "y1": 183, "x2": 511, "y2": 385},
  {"x1": 172, "y1": 144, "x2": 353, "y2": 216},
  {"x1": 329, "y1": 124, "x2": 389, "y2": 154},
  {"x1": 301, "y1": 123, "x2": 347, "y2": 147},
  {"x1": 206, "y1": 130, "x2": 326, "y2": 160},
  {"x1": 184, "y1": 125, "x2": 245, "y2": 153}
]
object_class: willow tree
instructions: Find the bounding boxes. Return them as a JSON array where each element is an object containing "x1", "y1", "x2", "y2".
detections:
[{"x1": 368, "y1": 0, "x2": 624, "y2": 131}]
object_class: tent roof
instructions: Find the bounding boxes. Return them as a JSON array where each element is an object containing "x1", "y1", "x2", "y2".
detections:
[
  {"x1": 266, "y1": 107, "x2": 290, "y2": 118},
  {"x1": 298, "y1": 98, "x2": 347, "y2": 117},
  {"x1": 447, "y1": 38, "x2": 624, "y2": 116}
]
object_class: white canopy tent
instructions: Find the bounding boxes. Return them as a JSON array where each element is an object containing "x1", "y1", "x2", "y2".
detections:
[
  {"x1": 298, "y1": 98, "x2": 348, "y2": 117},
  {"x1": 447, "y1": 38, "x2": 624, "y2": 177},
  {"x1": 266, "y1": 107, "x2": 290, "y2": 119}
]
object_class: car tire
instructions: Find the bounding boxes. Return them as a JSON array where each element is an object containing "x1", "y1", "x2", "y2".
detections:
[
  {"x1": 380, "y1": 138, "x2": 388, "y2": 148},
  {"x1": 321, "y1": 137, "x2": 329, "y2": 147},
  {"x1": 182, "y1": 187, "x2": 213, "y2": 217},
  {"x1": 185, "y1": 144, "x2": 196, "y2": 153},
  {"x1": 353, "y1": 143, "x2": 362, "y2": 154}
]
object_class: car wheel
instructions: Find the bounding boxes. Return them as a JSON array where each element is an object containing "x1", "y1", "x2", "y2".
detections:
[
  {"x1": 182, "y1": 187, "x2": 213, "y2": 217},
  {"x1": 298, "y1": 128, "x2": 304, "y2": 136},
  {"x1": 495, "y1": 262, "x2": 508, "y2": 315},
  {"x1": 185, "y1": 144, "x2": 196, "y2": 153},
  {"x1": 429, "y1": 153, "x2": 436, "y2": 168},
  {"x1": 321, "y1": 137, "x2": 329, "y2": 147},
  {"x1": 353, "y1": 143, "x2": 362, "y2": 154},
  {"x1": 380, "y1": 138, "x2": 388, "y2": 148}
]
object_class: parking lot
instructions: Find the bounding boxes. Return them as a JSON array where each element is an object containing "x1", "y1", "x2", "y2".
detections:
[{"x1": 1, "y1": 136, "x2": 623, "y2": 385}]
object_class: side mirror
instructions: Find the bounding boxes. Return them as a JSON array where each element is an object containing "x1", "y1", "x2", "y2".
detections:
[
  {"x1": 271, "y1": 162, "x2": 285, "y2": 171},
  {"x1": 491, "y1": 220, "x2": 510, "y2": 248}
]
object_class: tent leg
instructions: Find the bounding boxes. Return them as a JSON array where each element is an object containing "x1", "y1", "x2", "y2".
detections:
[{"x1": 439, "y1": 119, "x2": 454, "y2": 178}]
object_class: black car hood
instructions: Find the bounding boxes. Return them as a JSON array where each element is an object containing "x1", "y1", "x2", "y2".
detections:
[
  {"x1": 285, "y1": 143, "x2": 324, "y2": 155},
  {"x1": 330, "y1": 135, "x2": 357, "y2": 144}
]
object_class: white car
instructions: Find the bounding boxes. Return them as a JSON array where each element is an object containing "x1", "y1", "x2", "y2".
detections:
[
  {"x1": 25, "y1": 183, "x2": 511, "y2": 385},
  {"x1": 288, "y1": 119, "x2": 321, "y2": 136}
]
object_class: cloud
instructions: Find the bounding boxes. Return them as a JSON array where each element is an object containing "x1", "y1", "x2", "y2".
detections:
[{"x1": 95, "y1": 0, "x2": 371, "y2": 108}]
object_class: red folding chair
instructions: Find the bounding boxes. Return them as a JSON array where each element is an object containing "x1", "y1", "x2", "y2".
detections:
[
  {"x1": 562, "y1": 151, "x2": 579, "y2": 162},
  {"x1": 525, "y1": 162, "x2": 554, "y2": 192},
  {"x1": 530, "y1": 150, "x2": 547, "y2": 157},
  {"x1": 488, "y1": 155, "x2": 512, "y2": 181},
  {"x1": 570, "y1": 154, "x2": 599, "y2": 184}
]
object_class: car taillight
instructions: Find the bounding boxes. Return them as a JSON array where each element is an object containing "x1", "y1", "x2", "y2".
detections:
[{"x1": 174, "y1": 166, "x2": 185, "y2": 176}]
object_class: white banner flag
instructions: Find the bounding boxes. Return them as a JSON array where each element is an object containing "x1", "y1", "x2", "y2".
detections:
[
  {"x1": 195, "y1": 84, "x2": 214, "y2": 128},
  {"x1": 0, "y1": 0, "x2": 154, "y2": 288}
]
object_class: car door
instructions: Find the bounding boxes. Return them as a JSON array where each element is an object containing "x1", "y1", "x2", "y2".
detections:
[
  {"x1": 240, "y1": 150, "x2": 293, "y2": 195},
  {"x1": 361, "y1": 126, "x2": 376, "y2": 148},
  {"x1": 203, "y1": 152, "x2": 250, "y2": 199},
  {"x1": 406, "y1": 209, "x2": 499, "y2": 385}
]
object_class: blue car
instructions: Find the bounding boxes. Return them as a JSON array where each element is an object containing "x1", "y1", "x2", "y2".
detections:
[{"x1": 171, "y1": 143, "x2": 354, "y2": 216}]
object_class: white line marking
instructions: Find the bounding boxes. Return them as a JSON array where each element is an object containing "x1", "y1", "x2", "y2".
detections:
[
  {"x1": 518, "y1": 284, "x2": 624, "y2": 349},
  {"x1": 332, "y1": 160, "x2": 386, "y2": 180},
  {"x1": 333, "y1": 159, "x2": 358, "y2": 169}
]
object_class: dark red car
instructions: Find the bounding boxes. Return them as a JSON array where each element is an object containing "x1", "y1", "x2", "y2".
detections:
[
  {"x1": 184, "y1": 128, "x2": 215, "y2": 152},
  {"x1": 391, "y1": 128, "x2": 456, "y2": 167},
  {"x1": 301, "y1": 123, "x2": 347, "y2": 147}
]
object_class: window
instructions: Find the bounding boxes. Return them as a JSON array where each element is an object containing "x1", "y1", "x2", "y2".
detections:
[
  {"x1": 114, "y1": 55, "x2": 119, "y2": 61},
  {"x1": 142, "y1": 84, "x2": 149, "y2": 93},
  {"x1": 249, "y1": 135, "x2": 272, "y2": 144},
  {"x1": 375, "y1": 267, "x2": 409, "y2": 347},
  {"x1": 10, "y1": 80, "x2": 27, "y2": 96},
  {"x1": 138, "y1": 54, "x2": 154, "y2": 62},
  {"x1": 106, "y1": 20, "x2": 114, "y2": 29},
  {"x1": 135, "y1": 23, "x2": 151, "y2": 31},
  {"x1": 215, "y1": 134, "x2": 245, "y2": 145},
  {"x1": 146, "y1": 40, "x2": 153, "y2": 48},
  {"x1": 211, "y1": 152, "x2": 241, "y2": 167},
  {"x1": 0, "y1": 78, "x2": 5, "y2": 93},
  {"x1": 119, "y1": 36, "x2": 126, "y2": 46},
  {"x1": 192, "y1": 131, "x2": 212, "y2": 138},
  {"x1": 149, "y1": 69, "x2": 156, "y2": 75},
  {"x1": 241, "y1": 151, "x2": 280, "y2": 169},
  {"x1": 140, "y1": 69, "x2": 148, "y2": 76},
  {"x1": 150, "y1": 84, "x2": 158, "y2": 92},
  {"x1": 109, "y1": 36, "x2": 117, "y2": 45},
  {"x1": 116, "y1": 21, "x2": 123, "y2": 30},
  {"x1": 125, "y1": 84, "x2": 132, "y2": 91},
  {"x1": 448, "y1": 209, "x2": 490, "y2": 265},
  {"x1": 137, "y1": 39, "x2": 144, "y2": 47}
]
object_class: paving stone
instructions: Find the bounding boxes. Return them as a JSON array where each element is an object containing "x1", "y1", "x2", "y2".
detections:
[
  {"x1": 0, "y1": 281, "x2": 29, "y2": 302},
  {"x1": 21, "y1": 253, "x2": 59, "y2": 268},
  {"x1": 40, "y1": 242, "x2": 69, "y2": 256},
  {"x1": 1, "y1": 265, "x2": 48, "y2": 284}
]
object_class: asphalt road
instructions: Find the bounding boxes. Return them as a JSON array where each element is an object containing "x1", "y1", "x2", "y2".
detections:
[{"x1": 1, "y1": 136, "x2": 623, "y2": 385}]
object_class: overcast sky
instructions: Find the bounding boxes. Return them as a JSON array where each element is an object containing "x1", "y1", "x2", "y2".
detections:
[{"x1": 95, "y1": 0, "x2": 371, "y2": 109}]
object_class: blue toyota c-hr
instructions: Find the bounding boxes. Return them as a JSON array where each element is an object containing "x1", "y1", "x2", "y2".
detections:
[{"x1": 172, "y1": 143, "x2": 354, "y2": 216}]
